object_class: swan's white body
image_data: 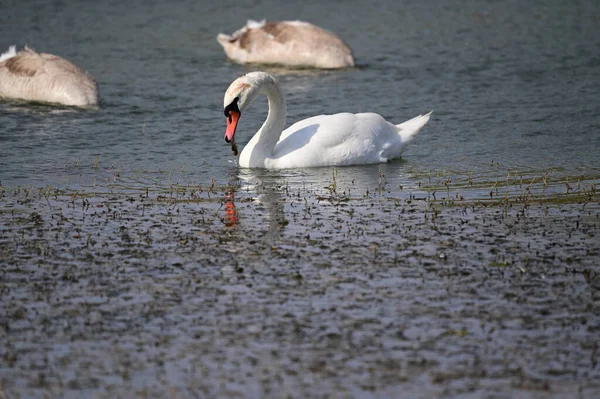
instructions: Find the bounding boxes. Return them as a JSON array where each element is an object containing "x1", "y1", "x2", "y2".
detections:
[
  {"x1": 223, "y1": 72, "x2": 431, "y2": 169},
  {"x1": 217, "y1": 20, "x2": 354, "y2": 69},
  {"x1": 0, "y1": 46, "x2": 98, "y2": 106}
]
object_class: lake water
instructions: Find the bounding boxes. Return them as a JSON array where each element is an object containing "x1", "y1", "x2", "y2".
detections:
[
  {"x1": 1, "y1": 1, "x2": 600, "y2": 398},
  {"x1": 1, "y1": 0, "x2": 599, "y2": 194}
]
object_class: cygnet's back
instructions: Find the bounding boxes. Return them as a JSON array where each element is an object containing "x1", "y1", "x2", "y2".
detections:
[{"x1": 0, "y1": 46, "x2": 98, "y2": 107}]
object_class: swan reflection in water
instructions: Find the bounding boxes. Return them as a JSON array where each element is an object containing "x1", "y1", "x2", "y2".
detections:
[
  {"x1": 223, "y1": 164, "x2": 420, "y2": 233},
  {"x1": 221, "y1": 169, "x2": 288, "y2": 238},
  {"x1": 223, "y1": 191, "x2": 239, "y2": 228}
]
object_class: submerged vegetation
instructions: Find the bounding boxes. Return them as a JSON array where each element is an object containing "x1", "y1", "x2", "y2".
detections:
[{"x1": 0, "y1": 164, "x2": 599, "y2": 398}]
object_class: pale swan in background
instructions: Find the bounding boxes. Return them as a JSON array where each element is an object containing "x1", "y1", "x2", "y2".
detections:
[
  {"x1": 223, "y1": 72, "x2": 431, "y2": 169},
  {"x1": 217, "y1": 20, "x2": 354, "y2": 69},
  {"x1": 0, "y1": 46, "x2": 98, "y2": 106}
]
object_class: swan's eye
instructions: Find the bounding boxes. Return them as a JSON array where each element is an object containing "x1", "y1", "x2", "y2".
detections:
[{"x1": 224, "y1": 97, "x2": 241, "y2": 120}]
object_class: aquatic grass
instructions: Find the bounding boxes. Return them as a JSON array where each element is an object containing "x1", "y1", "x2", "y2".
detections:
[
  {"x1": 1, "y1": 166, "x2": 597, "y2": 235},
  {"x1": 413, "y1": 166, "x2": 599, "y2": 206},
  {"x1": 1, "y1": 165, "x2": 599, "y2": 398},
  {"x1": 413, "y1": 189, "x2": 598, "y2": 212}
]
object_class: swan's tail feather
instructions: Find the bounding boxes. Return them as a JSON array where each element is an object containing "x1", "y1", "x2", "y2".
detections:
[
  {"x1": 0, "y1": 45, "x2": 17, "y2": 62},
  {"x1": 246, "y1": 19, "x2": 266, "y2": 29},
  {"x1": 396, "y1": 111, "x2": 432, "y2": 143}
]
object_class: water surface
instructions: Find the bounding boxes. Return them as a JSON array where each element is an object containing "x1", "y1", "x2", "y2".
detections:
[
  {"x1": 1, "y1": 1, "x2": 599, "y2": 398},
  {"x1": 1, "y1": 0, "x2": 599, "y2": 192}
]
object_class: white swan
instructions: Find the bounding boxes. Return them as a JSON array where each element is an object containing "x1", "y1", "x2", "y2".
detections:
[
  {"x1": 217, "y1": 20, "x2": 354, "y2": 69},
  {"x1": 0, "y1": 46, "x2": 98, "y2": 106},
  {"x1": 223, "y1": 72, "x2": 431, "y2": 169}
]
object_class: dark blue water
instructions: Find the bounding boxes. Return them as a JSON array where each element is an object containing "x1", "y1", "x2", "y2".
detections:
[
  {"x1": 2, "y1": 2, "x2": 600, "y2": 398},
  {"x1": 1, "y1": 0, "x2": 599, "y2": 194}
]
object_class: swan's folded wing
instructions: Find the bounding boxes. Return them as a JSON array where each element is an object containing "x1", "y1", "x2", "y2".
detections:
[
  {"x1": 277, "y1": 113, "x2": 356, "y2": 149},
  {"x1": 41, "y1": 52, "x2": 87, "y2": 77},
  {"x1": 274, "y1": 113, "x2": 394, "y2": 162}
]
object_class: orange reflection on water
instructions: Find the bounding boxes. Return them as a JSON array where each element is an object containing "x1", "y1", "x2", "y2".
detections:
[{"x1": 224, "y1": 191, "x2": 238, "y2": 227}]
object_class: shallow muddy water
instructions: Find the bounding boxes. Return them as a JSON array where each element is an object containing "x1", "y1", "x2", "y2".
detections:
[
  {"x1": 1, "y1": 0, "x2": 600, "y2": 398},
  {"x1": 0, "y1": 175, "x2": 599, "y2": 398}
]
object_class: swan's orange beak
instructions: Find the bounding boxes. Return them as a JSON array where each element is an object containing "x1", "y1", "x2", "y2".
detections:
[{"x1": 225, "y1": 110, "x2": 240, "y2": 143}]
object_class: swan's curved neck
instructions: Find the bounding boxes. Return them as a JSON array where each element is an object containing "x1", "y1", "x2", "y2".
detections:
[{"x1": 245, "y1": 77, "x2": 286, "y2": 165}]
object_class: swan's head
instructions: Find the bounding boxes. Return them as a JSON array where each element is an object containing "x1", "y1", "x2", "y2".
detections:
[
  {"x1": 223, "y1": 75, "x2": 257, "y2": 143},
  {"x1": 223, "y1": 72, "x2": 278, "y2": 143}
]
